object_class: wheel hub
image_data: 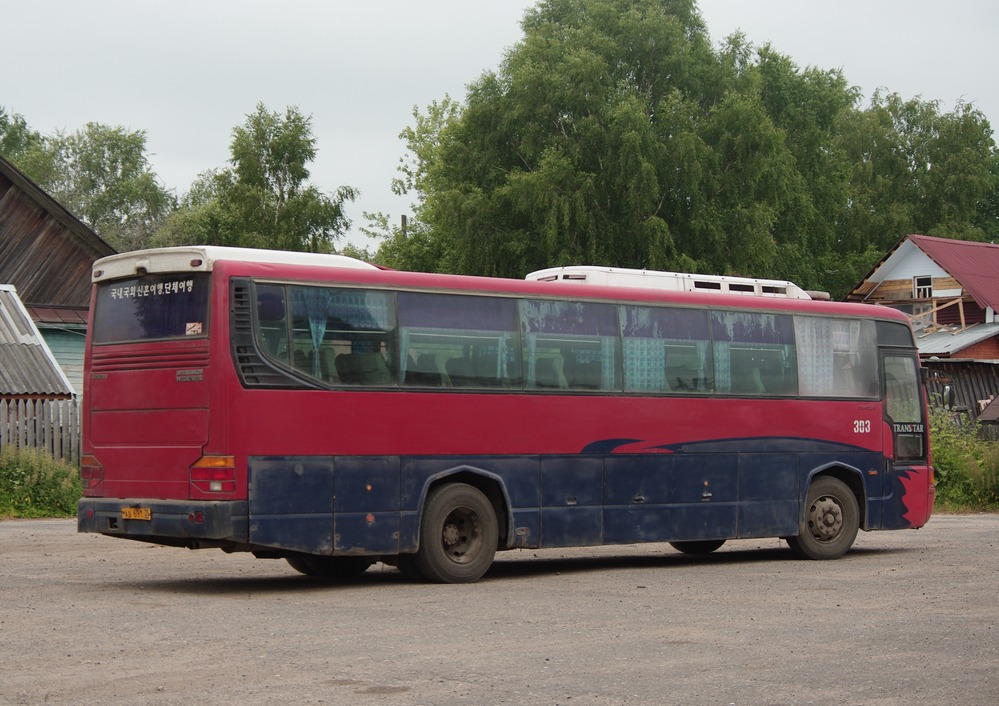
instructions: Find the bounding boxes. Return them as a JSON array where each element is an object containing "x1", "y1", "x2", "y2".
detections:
[
  {"x1": 439, "y1": 507, "x2": 482, "y2": 563},
  {"x1": 809, "y1": 495, "x2": 843, "y2": 540},
  {"x1": 442, "y1": 522, "x2": 462, "y2": 547}
]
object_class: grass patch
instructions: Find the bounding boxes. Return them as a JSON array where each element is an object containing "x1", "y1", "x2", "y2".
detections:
[
  {"x1": 0, "y1": 446, "x2": 81, "y2": 518},
  {"x1": 930, "y1": 408, "x2": 999, "y2": 512}
]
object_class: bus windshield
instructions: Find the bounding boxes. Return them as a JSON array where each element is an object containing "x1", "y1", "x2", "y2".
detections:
[{"x1": 91, "y1": 273, "x2": 211, "y2": 344}]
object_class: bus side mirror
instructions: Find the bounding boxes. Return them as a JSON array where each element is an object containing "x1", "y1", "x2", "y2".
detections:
[{"x1": 942, "y1": 384, "x2": 957, "y2": 410}]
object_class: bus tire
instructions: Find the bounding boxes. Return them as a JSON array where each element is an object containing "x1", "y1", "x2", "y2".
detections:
[
  {"x1": 414, "y1": 483, "x2": 498, "y2": 583},
  {"x1": 285, "y1": 555, "x2": 371, "y2": 579},
  {"x1": 788, "y1": 476, "x2": 859, "y2": 560},
  {"x1": 669, "y1": 539, "x2": 726, "y2": 555},
  {"x1": 394, "y1": 554, "x2": 426, "y2": 582}
]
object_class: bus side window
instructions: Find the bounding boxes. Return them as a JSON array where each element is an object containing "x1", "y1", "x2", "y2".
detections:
[
  {"x1": 284, "y1": 285, "x2": 396, "y2": 386},
  {"x1": 885, "y1": 359, "x2": 922, "y2": 423},
  {"x1": 255, "y1": 286, "x2": 289, "y2": 359},
  {"x1": 522, "y1": 300, "x2": 620, "y2": 391},
  {"x1": 795, "y1": 317, "x2": 878, "y2": 398},
  {"x1": 712, "y1": 311, "x2": 796, "y2": 396},
  {"x1": 621, "y1": 305, "x2": 712, "y2": 394},
  {"x1": 397, "y1": 293, "x2": 521, "y2": 389}
]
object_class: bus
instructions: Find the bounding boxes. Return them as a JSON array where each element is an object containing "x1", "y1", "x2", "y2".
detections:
[{"x1": 77, "y1": 246, "x2": 935, "y2": 583}]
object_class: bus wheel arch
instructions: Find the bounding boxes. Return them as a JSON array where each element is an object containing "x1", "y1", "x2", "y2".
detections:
[
  {"x1": 421, "y1": 468, "x2": 511, "y2": 549},
  {"x1": 788, "y1": 473, "x2": 861, "y2": 560},
  {"x1": 413, "y1": 480, "x2": 500, "y2": 583},
  {"x1": 805, "y1": 464, "x2": 868, "y2": 527}
]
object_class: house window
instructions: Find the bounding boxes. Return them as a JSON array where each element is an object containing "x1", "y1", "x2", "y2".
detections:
[{"x1": 913, "y1": 276, "x2": 932, "y2": 299}]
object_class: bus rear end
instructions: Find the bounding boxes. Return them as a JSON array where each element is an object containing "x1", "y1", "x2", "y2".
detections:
[{"x1": 78, "y1": 249, "x2": 247, "y2": 548}]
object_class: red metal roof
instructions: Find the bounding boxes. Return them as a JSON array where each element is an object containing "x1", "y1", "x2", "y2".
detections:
[
  {"x1": 908, "y1": 234, "x2": 999, "y2": 312},
  {"x1": 25, "y1": 306, "x2": 89, "y2": 326}
]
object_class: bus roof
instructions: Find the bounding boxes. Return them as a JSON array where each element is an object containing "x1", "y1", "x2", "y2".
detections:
[
  {"x1": 90, "y1": 246, "x2": 908, "y2": 325},
  {"x1": 91, "y1": 245, "x2": 377, "y2": 283}
]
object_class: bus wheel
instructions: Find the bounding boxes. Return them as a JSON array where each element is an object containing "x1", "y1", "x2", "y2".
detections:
[
  {"x1": 669, "y1": 540, "x2": 726, "y2": 555},
  {"x1": 788, "y1": 477, "x2": 859, "y2": 560},
  {"x1": 285, "y1": 555, "x2": 371, "y2": 579},
  {"x1": 415, "y1": 483, "x2": 498, "y2": 583}
]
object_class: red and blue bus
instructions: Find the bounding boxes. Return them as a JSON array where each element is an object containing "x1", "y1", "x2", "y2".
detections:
[{"x1": 77, "y1": 246, "x2": 934, "y2": 583}]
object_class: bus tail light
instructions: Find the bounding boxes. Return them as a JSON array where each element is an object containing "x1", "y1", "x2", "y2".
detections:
[
  {"x1": 190, "y1": 455, "x2": 236, "y2": 493},
  {"x1": 80, "y1": 454, "x2": 104, "y2": 496}
]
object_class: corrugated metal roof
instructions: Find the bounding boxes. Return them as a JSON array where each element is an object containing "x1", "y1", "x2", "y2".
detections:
[
  {"x1": 0, "y1": 285, "x2": 75, "y2": 396},
  {"x1": 917, "y1": 323, "x2": 999, "y2": 357},
  {"x1": 908, "y1": 234, "x2": 999, "y2": 312}
]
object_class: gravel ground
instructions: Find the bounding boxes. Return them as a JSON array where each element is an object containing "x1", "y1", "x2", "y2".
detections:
[{"x1": 0, "y1": 514, "x2": 996, "y2": 705}]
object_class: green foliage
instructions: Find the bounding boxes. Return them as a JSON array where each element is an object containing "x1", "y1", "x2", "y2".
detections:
[
  {"x1": 365, "y1": 211, "x2": 449, "y2": 272},
  {"x1": 2, "y1": 113, "x2": 176, "y2": 252},
  {"x1": 0, "y1": 446, "x2": 81, "y2": 518},
  {"x1": 379, "y1": 0, "x2": 999, "y2": 298},
  {"x1": 1, "y1": 106, "x2": 61, "y2": 210},
  {"x1": 45, "y1": 123, "x2": 177, "y2": 251},
  {"x1": 6, "y1": 102, "x2": 357, "y2": 256},
  {"x1": 929, "y1": 408, "x2": 999, "y2": 511},
  {"x1": 836, "y1": 93, "x2": 997, "y2": 255},
  {"x1": 154, "y1": 103, "x2": 357, "y2": 253},
  {"x1": 0, "y1": 106, "x2": 45, "y2": 164}
]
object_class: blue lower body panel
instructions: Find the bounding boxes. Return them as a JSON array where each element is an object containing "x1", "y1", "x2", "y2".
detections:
[
  {"x1": 240, "y1": 449, "x2": 879, "y2": 556},
  {"x1": 80, "y1": 444, "x2": 887, "y2": 556}
]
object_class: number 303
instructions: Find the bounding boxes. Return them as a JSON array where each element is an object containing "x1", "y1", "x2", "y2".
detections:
[{"x1": 853, "y1": 419, "x2": 871, "y2": 434}]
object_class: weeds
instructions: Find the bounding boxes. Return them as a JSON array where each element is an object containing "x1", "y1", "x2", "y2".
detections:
[
  {"x1": 0, "y1": 446, "x2": 81, "y2": 518},
  {"x1": 930, "y1": 408, "x2": 999, "y2": 511}
]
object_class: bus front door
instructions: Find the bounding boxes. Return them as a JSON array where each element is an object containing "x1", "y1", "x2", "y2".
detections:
[{"x1": 881, "y1": 352, "x2": 933, "y2": 529}]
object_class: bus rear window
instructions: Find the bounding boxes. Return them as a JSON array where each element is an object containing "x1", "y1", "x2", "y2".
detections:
[{"x1": 92, "y1": 273, "x2": 211, "y2": 344}]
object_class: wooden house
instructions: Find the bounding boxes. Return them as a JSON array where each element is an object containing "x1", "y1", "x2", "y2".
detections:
[
  {"x1": 846, "y1": 234, "x2": 999, "y2": 419},
  {"x1": 0, "y1": 154, "x2": 115, "y2": 395}
]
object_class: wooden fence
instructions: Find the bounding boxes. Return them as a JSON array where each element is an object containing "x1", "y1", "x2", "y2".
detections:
[{"x1": 0, "y1": 398, "x2": 81, "y2": 466}]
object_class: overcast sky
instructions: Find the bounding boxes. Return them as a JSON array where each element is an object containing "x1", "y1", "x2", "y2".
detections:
[{"x1": 3, "y1": 0, "x2": 996, "y2": 249}]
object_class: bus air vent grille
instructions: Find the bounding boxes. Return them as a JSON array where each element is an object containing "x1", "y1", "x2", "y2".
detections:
[{"x1": 229, "y1": 281, "x2": 304, "y2": 389}]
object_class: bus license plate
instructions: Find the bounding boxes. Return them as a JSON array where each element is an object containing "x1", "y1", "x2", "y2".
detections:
[{"x1": 121, "y1": 507, "x2": 151, "y2": 521}]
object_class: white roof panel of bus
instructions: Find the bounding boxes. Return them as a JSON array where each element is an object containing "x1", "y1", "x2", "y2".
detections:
[{"x1": 92, "y1": 246, "x2": 377, "y2": 282}]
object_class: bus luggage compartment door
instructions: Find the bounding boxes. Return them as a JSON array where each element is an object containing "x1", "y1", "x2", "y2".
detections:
[
  {"x1": 247, "y1": 456, "x2": 401, "y2": 556},
  {"x1": 248, "y1": 457, "x2": 335, "y2": 555},
  {"x1": 331, "y1": 457, "x2": 400, "y2": 555}
]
